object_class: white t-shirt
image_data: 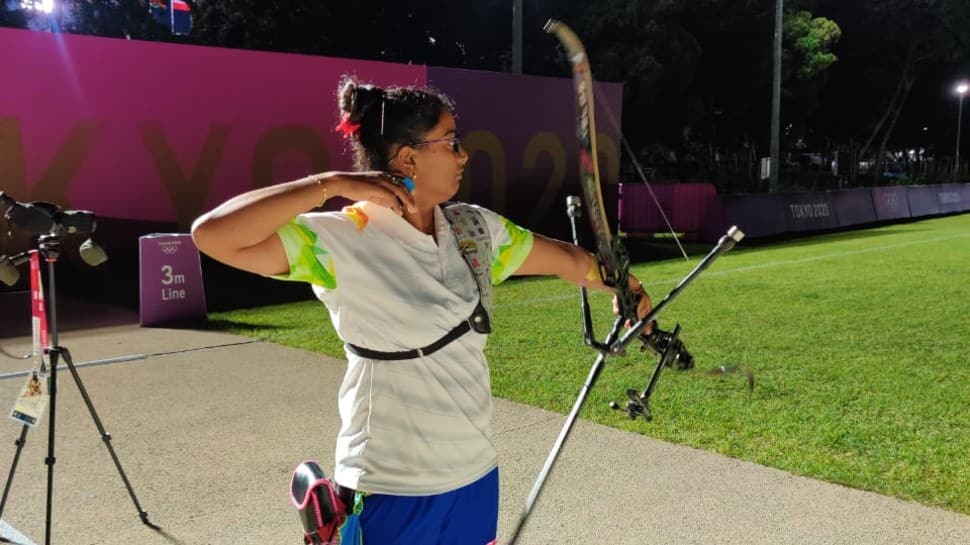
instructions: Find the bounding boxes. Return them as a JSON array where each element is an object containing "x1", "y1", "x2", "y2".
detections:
[{"x1": 273, "y1": 201, "x2": 533, "y2": 495}]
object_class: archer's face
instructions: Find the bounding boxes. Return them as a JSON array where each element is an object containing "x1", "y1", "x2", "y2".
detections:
[{"x1": 409, "y1": 110, "x2": 468, "y2": 205}]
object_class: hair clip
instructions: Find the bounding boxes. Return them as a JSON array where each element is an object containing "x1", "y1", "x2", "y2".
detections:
[
  {"x1": 380, "y1": 98, "x2": 386, "y2": 136},
  {"x1": 335, "y1": 112, "x2": 361, "y2": 139}
]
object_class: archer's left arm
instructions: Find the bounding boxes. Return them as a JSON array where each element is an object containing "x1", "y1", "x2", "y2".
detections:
[{"x1": 516, "y1": 235, "x2": 653, "y2": 319}]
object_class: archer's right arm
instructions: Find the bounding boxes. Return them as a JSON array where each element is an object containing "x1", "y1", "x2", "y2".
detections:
[
  {"x1": 191, "y1": 172, "x2": 415, "y2": 276},
  {"x1": 191, "y1": 176, "x2": 327, "y2": 276}
]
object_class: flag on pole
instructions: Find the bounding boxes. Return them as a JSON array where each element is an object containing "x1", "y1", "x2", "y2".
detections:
[
  {"x1": 171, "y1": 0, "x2": 192, "y2": 35},
  {"x1": 150, "y1": 0, "x2": 192, "y2": 35}
]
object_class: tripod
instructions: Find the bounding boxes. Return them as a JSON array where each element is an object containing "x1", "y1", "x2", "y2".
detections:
[{"x1": 0, "y1": 234, "x2": 158, "y2": 544}]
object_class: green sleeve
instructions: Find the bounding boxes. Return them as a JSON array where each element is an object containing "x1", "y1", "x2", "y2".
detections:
[
  {"x1": 270, "y1": 220, "x2": 337, "y2": 289},
  {"x1": 490, "y1": 215, "x2": 534, "y2": 285}
]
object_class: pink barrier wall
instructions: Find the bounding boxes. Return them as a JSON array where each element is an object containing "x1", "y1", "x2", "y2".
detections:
[
  {"x1": 621, "y1": 183, "x2": 969, "y2": 242},
  {"x1": 785, "y1": 191, "x2": 839, "y2": 232},
  {"x1": 1, "y1": 28, "x2": 622, "y2": 246},
  {"x1": 906, "y1": 185, "x2": 941, "y2": 217},
  {"x1": 937, "y1": 183, "x2": 967, "y2": 214},
  {"x1": 717, "y1": 193, "x2": 789, "y2": 238},
  {"x1": 870, "y1": 186, "x2": 911, "y2": 220},
  {"x1": 618, "y1": 183, "x2": 720, "y2": 240},
  {"x1": 2, "y1": 28, "x2": 423, "y2": 230},
  {"x1": 831, "y1": 188, "x2": 877, "y2": 227}
]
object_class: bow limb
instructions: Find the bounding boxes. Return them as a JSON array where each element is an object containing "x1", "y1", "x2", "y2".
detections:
[
  {"x1": 545, "y1": 20, "x2": 689, "y2": 263},
  {"x1": 543, "y1": 20, "x2": 610, "y2": 257},
  {"x1": 544, "y1": 20, "x2": 639, "y2": 325}
]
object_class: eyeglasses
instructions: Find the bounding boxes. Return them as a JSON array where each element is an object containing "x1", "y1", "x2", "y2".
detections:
[{"x1": 412, "y1": 135, "x2": 462, "y2": 154}]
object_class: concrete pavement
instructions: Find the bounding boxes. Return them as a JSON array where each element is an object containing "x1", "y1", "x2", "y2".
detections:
[{"x1": 0, "y1": 313, "x2": 966, "y2": 544}]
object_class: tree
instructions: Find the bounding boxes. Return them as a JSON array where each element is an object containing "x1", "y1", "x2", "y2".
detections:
[
  {"x1": 813, "y1": 0, "x2": 970, "y2": 184},
  {"x1": 588, "y1": 0, "x2": 840, "y2": 189},
  {"x1": 187, "y1": 0, "x2": 513, "y2": 70},
  {"x1": 778, "y1": 8, "x2": 841, "y2": 173},
  {"x1": 784, "y1": 10, "x2": 840, "y2": 81},
  {"x1": 525, "y1": 1, "x2": 702, "y2": 164}
]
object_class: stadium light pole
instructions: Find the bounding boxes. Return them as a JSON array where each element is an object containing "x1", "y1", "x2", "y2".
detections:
[
  {"x1": 512, "y1": 0, "x2": 523, "y2": 73},
  {"x1": 955, "y1": 81, "x2": 968, "y2": 182},
  {"x1": 768, "y1": 0, "x2": 783, "y2": 193}
]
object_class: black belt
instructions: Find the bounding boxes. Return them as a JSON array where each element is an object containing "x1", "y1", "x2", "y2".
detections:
[
  {"x1": 345, "y1": 321, "x2": 473, "y2": 361},
  {"x1": 345, "y1": 303, "x2": 491, "y2": 361}
]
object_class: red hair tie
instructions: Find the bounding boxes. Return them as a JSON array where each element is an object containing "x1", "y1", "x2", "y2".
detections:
[{"x1": 335, "y1": 112, "x2": 361, "y2": 139}]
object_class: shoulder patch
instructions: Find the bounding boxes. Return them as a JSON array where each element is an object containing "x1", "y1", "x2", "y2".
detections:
[{"x1": 341, "y1": 205, "x2": 370, "y2": 231}]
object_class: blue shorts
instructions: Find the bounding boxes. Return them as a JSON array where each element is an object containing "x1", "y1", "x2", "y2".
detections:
[{"x1": 346, "y1": 467, "x2": 499, "y2": 545}]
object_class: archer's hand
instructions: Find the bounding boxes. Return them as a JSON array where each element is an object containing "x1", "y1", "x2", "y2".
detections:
[
  {"x1": 322, "y1": 171, "x2": 417, "y2": 215},
  {"x1": 612, "y1": 274, "x2": 653, "y2": 333}
]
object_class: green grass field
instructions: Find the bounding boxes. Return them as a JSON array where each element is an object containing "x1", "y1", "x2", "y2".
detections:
[{"x1": 208, "y1": 213, "x2": 970, "y2": 514}]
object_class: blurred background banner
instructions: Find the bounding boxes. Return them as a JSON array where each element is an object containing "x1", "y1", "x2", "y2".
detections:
[
  {"x1": 0, "y1": 26, "x2": 624, "y2": 305},
  {"x1": 0, "y1": 27, "x2": 621, "y2": 239},
  {"x1": 1, "y1": 27, "x2": 425, "y2": 229}
]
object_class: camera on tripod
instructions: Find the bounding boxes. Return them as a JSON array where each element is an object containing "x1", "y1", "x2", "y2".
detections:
[
  {"x1": 0, "y1": 190, "x2": 157, "y2": 539},
  {"x1": 0, "y1": 191, "x2": 108, "y2": 286}
]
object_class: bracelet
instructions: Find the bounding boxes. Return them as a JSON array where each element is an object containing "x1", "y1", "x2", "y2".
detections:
[{"x1": 315, "y1": 176, "x2": 328, "y2": 207}]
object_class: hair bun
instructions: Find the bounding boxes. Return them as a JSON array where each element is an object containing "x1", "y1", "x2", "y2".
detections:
[
  {"x1": 338, "y1": 77, "x2": 384, "y2": 124},
  {"x1": 338, "y1": 78, "x2": 358, "y2": 116}
]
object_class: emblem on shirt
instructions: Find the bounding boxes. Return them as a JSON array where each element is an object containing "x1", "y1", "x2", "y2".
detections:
[{"x1": 341, "y1": 205, "x2": 370, "y2": 231}]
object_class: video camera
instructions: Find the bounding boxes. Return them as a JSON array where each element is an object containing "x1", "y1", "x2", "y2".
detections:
[{"x1": 0, "y1": 191, "x2": 107, "y2": 286}]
